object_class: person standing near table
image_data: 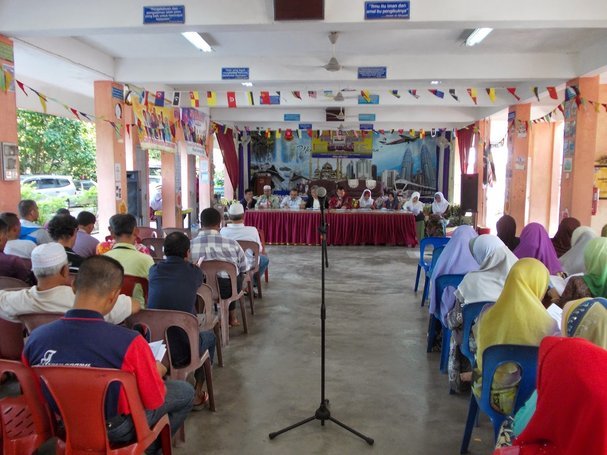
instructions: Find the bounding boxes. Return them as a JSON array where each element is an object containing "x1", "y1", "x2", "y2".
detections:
[
  {"x1": 329, "y1": 185, "x2": 352, "y2": 209},
  {"x1": 404, "y1": 192, "x2": 426, "y2": 241},
  {"x1": 255, "y1": 185, "x2": 280, "y2": 209},
  {"x1": 280, "y1": 188, "x2": 304, "y2": 210}
]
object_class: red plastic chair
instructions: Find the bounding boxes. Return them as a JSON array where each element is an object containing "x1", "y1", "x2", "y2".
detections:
[
  {"x1": 136, "y1": 227, "x2": 158, "y2": 239},
  {"x1": 163, "y1": 227, "x2": 192, "y2": 239},
  {"x1": 237, "y1": 239, "x2": 262, "y2": 307},
  {"x1": 18, "y1": 312, "x2": 64, "y2": 334},
  {"x1": 0, "y1": 317, "x2": 25, "y2": 360},
  {"x1": 196, "y1": 284, "x2": 223, "y2": 367},
  {"x1": 120, "y1": 275, "x2": 149, "y2": 306},
  {"x1": 0, "y1": 360, "x2": 52, "y2": 454},
  {"x1": 33, "y1": 365, "x2": 172, "y2": 455},
  {"x1": 198, "y1": 260, "x2": 248, "y2": 347}
]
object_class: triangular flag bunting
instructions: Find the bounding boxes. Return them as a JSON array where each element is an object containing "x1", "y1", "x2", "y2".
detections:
[
  {"x1": 361, "y1": 90, "x2": 371, "y2": 103},
  {"x1": 246, "y1": 91, "x2": 255, "y2": 106},
  {"x1": 292, "y1": 91, "x2": 302, "y2": 100},
  {"x1": 227, "y1": 91, "x2": 237, "y2": 108},
  {"x1": 172, "y1": 92, "x2": 180, "y2": 106},
  {"x1": 69, "y1": 108, "x2": 80, "y2": 120},
  {"x1": 190, "y1": 91, "x2": 200, "y2": 107},
  {"x1": 486, "y1": 88, "x2": 496, "y2": 103},
  {"x1": 206, "y1": 91, "x2": 216, "y2": 107},
  {"x1": 532, "y1": 87, "x2": 540, "y2": 102},
  {"x1": 126, "y1": 124, "x2": 131, "y2": 136},
  {"x1": 407, "y1": 89, "x2": 419, "y2": 99},
  {"x1": 449, "y1": 89, "x2": 459, "y2": 101},
  {"x1": 390, "y1": 89, "x2": 400, "y2": 98},
  {"x1": 37, "y1": 92, "x2": 48, "y2": 113},
  {"x1": 467, "y1": 88, "x2": 478, "y2": 105},
  {"x1": 260, "y1": 91, "x2": 271, "y2": 105},
  {"x1": 547, "y1": 86, "x2": 558, "y2": 100},
  {"x1": 276, "y1": 129, "x2": 282, "y2": 139},
  {"x1": 308, "y1": 91, "x2": 317, "y2": 99},
  {"x1": 507, "y1": 87, "x2": 520, "y2": 101},
  {"x1": 16, "y1": 80, "x2": 28, "y2": 96},
  {"x1": 154, "y1": 91, "x2": 165, "y2": 107},
  {"x1": 429, "y1": 89, "x2": 444, "y2": 99}
]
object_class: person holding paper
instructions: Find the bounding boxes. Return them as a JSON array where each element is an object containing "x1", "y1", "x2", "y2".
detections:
[
  {"x1": 22, "y1": 256, "x2": 194, "y2": 451},
  {"x1": 559, "y1": 237, "x2": 607, "y2": 307}
]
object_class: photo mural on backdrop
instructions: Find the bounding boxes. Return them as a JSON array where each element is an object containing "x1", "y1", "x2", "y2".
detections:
[
  {"x1": 132, "y1": 98, "x2": 178, "y2": 152},
  {"x1": 249, "y1": 130, "x2": 450, "y2": 197},
  {"x1": 180, "y1": 108, "x2": 210, "y2": 156}
]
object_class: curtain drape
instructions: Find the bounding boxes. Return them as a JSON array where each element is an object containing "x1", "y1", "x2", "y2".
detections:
[
  {"x1": 456, "y1": 128, "x2": 475, "y2": 174},
  {"x1": 215, "y1": 127, "x2": 239, "y2": 191}
]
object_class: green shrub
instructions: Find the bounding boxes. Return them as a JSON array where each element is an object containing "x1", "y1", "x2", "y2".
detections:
[{"x1": 20, "y1": 183, "x2": 69, "y2": 224}]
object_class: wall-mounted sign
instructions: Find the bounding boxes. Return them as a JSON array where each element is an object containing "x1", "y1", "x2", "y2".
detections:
[
  {"x1": 111, "y1": 85, "x2": 123, "y2": 100},
  {"x1": 359, "y1": 113, "x2": 376, "y2": 122},
  {"x1": 360, "y1": 123, "x2": 374, "y2": 130},
  {"x1": 1, "y1": 143, "x2": 18, "y2": 181},
  {"x1": 0, "y1": 42, "x2": 14, "y2": 63},
  {"x1": 298, "y1": 123, "x2": 312, "y2": 130},
  {"x1": 358, "y1": 66, "x2": 387, "y2": 79},
  {"x1": 364, "y1": 1, "x2": 410, "y2": 20},
  {"x1": 358, "y1": 94, "x2": 380, "y2": 105},
  {"x1": 221, "y1": 67, "x2": 250, "y2": 80},
  {"x1": 143, "y1": 5, "x2": 185, "y2": 24},
  {"x1": 284, "y1": 114, "x2": 301, "y2": 122}
]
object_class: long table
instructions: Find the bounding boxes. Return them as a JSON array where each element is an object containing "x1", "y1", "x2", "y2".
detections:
[{"x1": 244, "y1": 209, "x2": 417, "y2": 247}]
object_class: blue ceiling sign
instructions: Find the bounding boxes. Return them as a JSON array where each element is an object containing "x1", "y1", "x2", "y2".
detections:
[
  {"x1": 358, "y1": 66, "x2": 387, "y2": 79},
  {"x1": 143, "y1": 5, "x2": 185, "y2": 24},
  {"x1": 299, "y1": 123, "x2": 313, "y2": 130},
  {"x1": 360, "y1": 123, "x2": 374, "y2": 130},
  {"x1": 359, "y1": 113, "x2": 376, "y2": 121},
  {"x1": 221, "y1": 67, "x2": 250, "y2": 80},
  {"x1": 284, "y1": 114, "x2": 301, "y2": 121},
  {"x1": 364, "y1": 1, "x2": 410, "y2": 20}
]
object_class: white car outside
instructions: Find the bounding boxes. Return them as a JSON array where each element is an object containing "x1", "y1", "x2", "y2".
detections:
[{"x1": 21, "y1": 175, "x2": 77, "y2": 201}]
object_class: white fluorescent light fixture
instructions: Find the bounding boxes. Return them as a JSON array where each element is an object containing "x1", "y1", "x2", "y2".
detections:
[
  {"x1": 465, "y1": 28, "x2": 493, "y2": 47},
  {"x1": 241, "y1": 82, "x2": 253, "y2": 87},
  {"x1": 182, "y1": 32, "x2": 213, "y2": 52},
  {"x1": 430, "y1": 80, "x2": 441, "y2": 85}
]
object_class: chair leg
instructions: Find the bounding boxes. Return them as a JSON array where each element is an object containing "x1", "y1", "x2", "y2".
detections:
[
  {"x1": 460, "y1": 395, "x2": 479, "y2": 454},
  {"x1": 264, "y1": 268, "x2": 268, "y2": 283},
  {"x1": 414, "y1": 265, "x2": 421, "y2": 292},
  {"x1": 220, "y1": 301, "x2": 229, "y2": 347},
  {"x1": 427, "y1": 315, "x2": 437, "y2": 353},
  {"x1": 255, "y1": 272, "x2": 263, "y2": 298},
  {"x1": 239, "y1": 298, "x2": 249, "y2": 334},
  {"x1": 440, "y1": 327, "x2": 451, "y2": 374},
  {"x1": 247, "y1": 279, "x2": 255, "y2": 315},
  {"x1": 160, "y1": 423, "x2": 172, "y2": 454},
  {"x1": 213, "y1": 323, "x2": 224, "y2": 367},
  {"x1": 202, "y1": 356, "x2": 216, "y2": 412},
  {"x1": 421, "y1": 275, "x2": 429, "y2": 307}
]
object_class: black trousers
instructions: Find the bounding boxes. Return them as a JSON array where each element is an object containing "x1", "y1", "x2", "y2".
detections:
[{"x1": 217, "y1": 274, "x2": 244, "y2": 311}]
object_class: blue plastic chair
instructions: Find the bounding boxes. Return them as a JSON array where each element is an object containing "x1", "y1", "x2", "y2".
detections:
[
  {"x1": 426, "y1": 274, "x2": 465, "y2": 375},
  {"x1": 414, "y1": 236, "x2": 450, "y2": 306},
  {"x1": 460, "y1": 344, "x2": 539, "y2": 454},
  {"x1": 460, "y1": 301, "x2": 494, "y2": 366},
  {"x1": 419, "y1": 243, "x2": 449, "y2": 307}
]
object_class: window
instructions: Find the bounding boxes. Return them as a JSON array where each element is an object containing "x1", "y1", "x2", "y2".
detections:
[
  {"x1": 57, "y1": 179, "x2": 70, "y2": 188},
  {"x1": 38, "y1": 178, "x2": 57, "y2": 189}
]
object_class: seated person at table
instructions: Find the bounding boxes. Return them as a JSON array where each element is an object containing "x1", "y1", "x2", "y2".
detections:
[
  {"x1": 18, "y1": 200, "x2": 52, "y2": 245},
  {"x1": 22, "y1": 255, "x2": 194, "y2": 449},
  {"x1": 48, "y1": 214, "x2": 83, "y2": 272},
  {"x1": 148, "y1": 232, "x2": 216, "y2": 409},
  {"x1": 305, "y1": 185, "x2": 328, "y2": 210},
  {"x1": 0, "y1": 218, "x2": 33, "y2": 284},
  {"x1": 240, "y1": 188, "x2": 257, "y2": 211},
  {"x1": 1, "y1": 212, "x2": 35, "y2": 259},
  {"x1": 103, "y1": 214, "x2": 155, "y2": 307},
  {"x1": 383, "y1": 191, "x2": 399, "y2": 210},
  {"x1": 191, "y1": 208, "x2": 248, "y2": 327},
  {"x1": 255, "y1": 185, "x2": 280, "y2": 209},
  {"x1": 73, "y1": 211, "x2": 99, "y2": 258},
  {"x1": 280, "y1": 188, "x2": 304, "y2": 210},
  {"x1": 0, "y1": 242, "x2": 138, "y2": 323},
  {"x1": 220, "y1": 202, "x2": 270, "y2": 280},
  {"x1": 329, "y1": 185, "x2": 352, "y2": 209},
  {"x1": 358, "y1": 189, "x2": 375, "y2": 209}
]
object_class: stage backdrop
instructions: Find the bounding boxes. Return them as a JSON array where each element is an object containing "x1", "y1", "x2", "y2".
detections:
[{"x1": 248, "y1": 130, "x2": 452, "y2": 198}]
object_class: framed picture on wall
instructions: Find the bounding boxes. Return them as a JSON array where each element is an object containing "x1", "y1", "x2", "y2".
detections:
[
  {"x1": 1, "y1": 143, "x2": 18, "y2": 181},
  {"x1": 595, "y1": 165, "x2": 607, "y2": 200}
]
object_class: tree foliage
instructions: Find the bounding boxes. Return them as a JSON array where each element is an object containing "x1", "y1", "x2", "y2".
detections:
[{"x1": 17, "y1": 110, "x2": 97, "y2": 179}]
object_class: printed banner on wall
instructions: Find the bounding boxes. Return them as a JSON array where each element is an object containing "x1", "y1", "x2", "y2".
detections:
[
  {"x1": 132, "y1": 99, "x2": 178, "y2": 152},
  {"x1": 181, "y1": 108, "x2": 210, "y2": 156}
]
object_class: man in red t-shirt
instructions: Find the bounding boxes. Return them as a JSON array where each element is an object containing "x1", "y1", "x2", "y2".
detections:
[{"x1": 23, "y1": 255, "x2": 194, "y2": 449}]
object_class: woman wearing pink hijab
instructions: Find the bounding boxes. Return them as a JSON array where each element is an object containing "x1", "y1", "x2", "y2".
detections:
[{"x1": 513, "y1": 223, "x2": 563, "y2": 275}]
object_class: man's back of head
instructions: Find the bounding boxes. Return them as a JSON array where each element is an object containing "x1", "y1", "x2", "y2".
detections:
[
  {"x1": 77, "y1": 211, "x2": 96, "y2": 229},
  {"x1": 109, "y1": 214, "x2": 137, "y2": 243},
  {"x1": 200, "y1": 208, "x2": 221, "y2": 230},
  {"x1": 163, "y1": 232, "x2": 190, "y2": 259},
  {"x1": 31, "y1": 243, "x2": 68, "y2": 282},
  {"x1": 0, "y1": 212, "x2": 21, "y2": 238},
  {"x1": 227, "y1": 203, "x2": 245, "y2": 223},
  {"x1": 48, "y1": 215, "x2": 78, "y2": 245},
  {"x1": 74, "y1": 256, "x2": 124, "y2": 308},
  {"x1": 18, "y1": 200, "x2": 38, "y2": 221}
]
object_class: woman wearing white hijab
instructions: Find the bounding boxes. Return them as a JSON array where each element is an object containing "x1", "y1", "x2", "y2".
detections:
[
  {"x1": 403, "y1": 192, "x2": 424, "y2": 215},
  {"x1": 432, "y1": 192, "x2": 450, "y2": 216},
  {"x1": 447, "y1": 234, "x2": 518, "y2": 393},
  {"x1": 358, "y1": 189, "x2": 374, "y2": 209},
  {"x1": 559, "y1": 226, "x2": 597, "y2": 276}
]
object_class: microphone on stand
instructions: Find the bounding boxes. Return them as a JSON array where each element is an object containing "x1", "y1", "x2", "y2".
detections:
[{"x1": 316, "y1": 186, "x2": 327, "y2": 201}]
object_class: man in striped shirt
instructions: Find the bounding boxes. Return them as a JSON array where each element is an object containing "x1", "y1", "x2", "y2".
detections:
[{"x1": 190, "y1": 208, "x2": 248, "y2": 326}]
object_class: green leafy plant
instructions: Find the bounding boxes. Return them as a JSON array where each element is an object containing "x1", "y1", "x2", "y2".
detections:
[
  {"x1": 20, "y1": 184, "x2": 69, "y2": 224},
  {"x1": 448, "y1": 204, "x2": 473, "y2": 227}
]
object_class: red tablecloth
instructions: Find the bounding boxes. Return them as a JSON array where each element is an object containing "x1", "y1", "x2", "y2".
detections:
[{"x1": 244, "y1": 210, "x2": 417, "y2": 247}]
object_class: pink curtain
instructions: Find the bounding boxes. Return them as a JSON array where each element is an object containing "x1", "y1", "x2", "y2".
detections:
[
  {"x1": 457, "y1": 128, "x2": 474, "y2": 174},
  {"x1": 215, "y1": 127, "x2": 239, "y2": 190}
]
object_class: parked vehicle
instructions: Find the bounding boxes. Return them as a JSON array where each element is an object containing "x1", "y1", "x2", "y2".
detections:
[
  {"x1": 20, "y1": 175, "x2": 77, "y2": 203},
  {"x1": 74, "y1": 179, "x2": 97, "y2": 193}
]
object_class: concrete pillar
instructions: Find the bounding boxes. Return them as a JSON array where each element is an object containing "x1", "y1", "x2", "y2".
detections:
[
  {"x1": 0, "y1": 36, "x2": 21, "y2": 212},
  {"x1": 199, "y1": 132, "x2": 214, "y2": 212},
  {"x1": 94, "y1": 81, "x2": 126, "y2": 237},
  {"x1": 560, "y1": 76, "x2": 599, "y2": 226},
  {"x1": 475, "y1": 119, "x2": 490, "y2": 227},
  {"x1": 504, "y1": 104, "x2": 532, "y2": 234},
  {"x1": 160, "y1": 151, "x2": 178, "y2": 227}
]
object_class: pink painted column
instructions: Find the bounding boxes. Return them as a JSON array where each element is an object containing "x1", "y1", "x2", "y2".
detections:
[
  {"x1": 0, "y1": 36, "x2": 21, "y2": 212},
  {"x1": 160, "y1": 150, "x2": 178, "y2": 227},
  {"x1": 475, "y1": 119, "x2": 490, "y2": 227},
  {"x1": 198, "y1": 132, "x2": 214, "y2": 211},
  {"x1": 94, "y1": 81, "x2": 126, "y2": 236}
]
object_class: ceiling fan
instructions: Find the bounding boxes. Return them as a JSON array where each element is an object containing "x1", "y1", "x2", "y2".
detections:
[{"x1": 326, "y1": 106, "x2": 357, "y2": 122}]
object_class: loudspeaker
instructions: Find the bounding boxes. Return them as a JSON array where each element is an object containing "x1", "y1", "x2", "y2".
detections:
[
  {"x1": 126, "y1": 171, "x2": 142, "y2": 220},
  {"x1": 274, "y1": 0, "x2": 324, "y2": 20},
  {"x1": 460, "y1": 173, "x2": 479, "y2": 212}
]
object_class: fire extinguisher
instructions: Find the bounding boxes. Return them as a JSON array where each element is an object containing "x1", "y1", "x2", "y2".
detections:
[{"x1": 592, "y1": 185, "x2": 599, "y2": 216}]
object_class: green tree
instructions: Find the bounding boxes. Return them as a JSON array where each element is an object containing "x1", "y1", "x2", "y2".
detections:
[{"x1": 17, "y1": 110, "x2": 97, "y2": 179}]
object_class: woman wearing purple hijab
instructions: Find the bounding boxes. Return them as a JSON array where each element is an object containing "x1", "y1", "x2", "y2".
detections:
[
  {"x1": 513, "y1": 222, "x2": 563, "y2": 275},
  {"x1": 428, "y1": 225, "x2": 479, "y2": 321}
]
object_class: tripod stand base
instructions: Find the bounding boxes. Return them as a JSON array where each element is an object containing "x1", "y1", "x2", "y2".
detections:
[{"x1": 269, "y1": 399, "x2": 374, "y2": 445}]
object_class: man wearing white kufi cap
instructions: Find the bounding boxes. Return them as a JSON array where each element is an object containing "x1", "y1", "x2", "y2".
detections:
[
  {"x1": 0, "y1": 242, "x2": 139, "y2": 324},
  {"x1": 255, "y1": 185, "x2": 280, "y2": 209}
]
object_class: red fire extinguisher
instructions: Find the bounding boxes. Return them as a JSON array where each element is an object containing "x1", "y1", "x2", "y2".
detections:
[{"x1": 592, "y1": 186, "x2": 599, "y2": 216}]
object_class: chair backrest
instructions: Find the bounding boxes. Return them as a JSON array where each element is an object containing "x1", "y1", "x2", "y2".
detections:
[
  {"x1": 196, "y1": 284, "x2": 214, "y2": 315},
  {"x1": 428, "y1": 246, "x2": 446, "y2": 276},
  {"x1": 136, "y1": 227, "x2": 158, "y2": 239},
  {"x1": 480, "y1": 344, "x2": 539, "y2": 427},
  {"x1": 0, "y1": 359, "x2": 52, "y2": 448},
  {"x1": 257, "y1": 229, "x2": 267, "y2": 254},
  {"x1": 33, "y1": 366, "x2": 156, "y2": 454},
  {"x1": 163, "y1": 227, "x2": 192, "y2": 239},
  {"x1": 140, "y1": 237, "x2": 164, "y2": 260},
  {"x1": 236, "y1": 240, "x2": 260, "y2": 271},
  {"x1": 125, "y1": 309, "x2": 202, "y2": 380},
  {"x1": 461, "y1": 301, "x2": 493, "y2": 365},
  {"x1": 197, "y1": 259, "x2": 240, "y2": 303},
  {"x1": 120, "y1": 275, "x2": 149, "y2": 304},
  {"x1": 433, "y1": 274, "x2": 465, "y2": 319},
  {"x1": 418, "y1": 236, "x2": 450, "y2": 268},
  {"x1": 0, "y1": 276, "x2": 29, "y2": 290},
  {"x1": 18, "y1": 312, "x2": 64, "y2": 334},
  {"x1": 0, "y1": 317, "x2": 24, "y2": 360}
]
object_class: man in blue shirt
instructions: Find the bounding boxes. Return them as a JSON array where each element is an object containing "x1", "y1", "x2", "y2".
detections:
[{"x1": 148, "y1": 232, "x2": 216, "y2": 409}]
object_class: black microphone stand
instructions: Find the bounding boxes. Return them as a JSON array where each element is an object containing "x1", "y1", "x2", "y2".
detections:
[{"x1": 269, "y1": 195, "x2": 374, "y2": 446}]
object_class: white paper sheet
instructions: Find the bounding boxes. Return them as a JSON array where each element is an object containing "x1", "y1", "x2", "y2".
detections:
[
  {"x1": 547, "y1": 303, "x2": 563, "y2": 331},
  {"x1": 148, "y1": 340, "x2": 167, "y2": 362}
]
